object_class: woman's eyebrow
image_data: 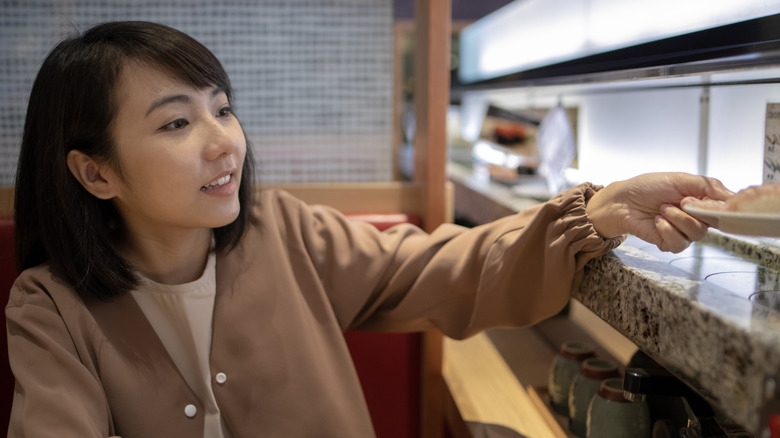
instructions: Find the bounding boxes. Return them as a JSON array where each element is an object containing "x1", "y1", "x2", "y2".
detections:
[
  {"x1": 211, "y1": 87, "x2": 228, "y2": 100},
  {"x1": 145, "y1": 94, "x2": 191, "y2": 118},
  {"x1": 144, "y1": 87, "x2": 227, "y2": 118}
]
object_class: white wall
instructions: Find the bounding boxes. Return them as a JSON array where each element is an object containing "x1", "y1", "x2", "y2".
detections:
[{"x1": 577, "y1": 88, "x2": 701, "y2": 185}]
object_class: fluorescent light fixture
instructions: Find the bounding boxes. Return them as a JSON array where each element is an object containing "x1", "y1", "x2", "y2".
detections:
[{"x1": 459, "y1": 0, "x2": 780, "y2": 83}]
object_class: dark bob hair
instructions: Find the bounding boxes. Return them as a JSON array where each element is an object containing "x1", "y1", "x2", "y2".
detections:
[{"x1": 15, "y1": 21, "x2": 255, "y2": 301}]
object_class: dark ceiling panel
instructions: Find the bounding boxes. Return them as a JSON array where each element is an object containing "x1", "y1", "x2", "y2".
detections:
[{"x1": 394, "y1": 0, "x2": 515, "y2": 21}]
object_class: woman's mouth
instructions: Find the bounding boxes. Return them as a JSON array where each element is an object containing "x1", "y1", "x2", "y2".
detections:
[{"x1": 201, "y1": 174, "x2": 231, "y2": 191}]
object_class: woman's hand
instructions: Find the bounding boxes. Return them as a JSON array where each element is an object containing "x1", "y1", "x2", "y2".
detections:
[{"x1": 586, "y1": 173, "x2": 733, "y2": 253}]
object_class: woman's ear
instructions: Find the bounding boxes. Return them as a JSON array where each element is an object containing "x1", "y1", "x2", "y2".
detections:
[{"x1": 66, "y1": 150, "x2": 118, "y2": 200}]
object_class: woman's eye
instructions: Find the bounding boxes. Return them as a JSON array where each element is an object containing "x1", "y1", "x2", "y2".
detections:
[
  {"x1": 217, "y1": 106, "x2": 233, "y2": 118},
  {"x1": 161, "y1": 118, "x2": 189, "y2": 131}
]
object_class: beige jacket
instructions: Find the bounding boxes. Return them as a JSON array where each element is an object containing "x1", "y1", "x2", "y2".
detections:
[{"x1": 6, "y1": 186, "x2": 621, "y2": 438}]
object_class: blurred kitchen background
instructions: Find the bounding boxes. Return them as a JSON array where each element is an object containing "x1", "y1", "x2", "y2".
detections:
[{"x1": 3, "y1": 1, "x2": 778, "y2": 194}]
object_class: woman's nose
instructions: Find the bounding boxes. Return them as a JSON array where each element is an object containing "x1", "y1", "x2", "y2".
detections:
[{"x1": 203, "y1": 117, "x2": 239, "y2": 161}]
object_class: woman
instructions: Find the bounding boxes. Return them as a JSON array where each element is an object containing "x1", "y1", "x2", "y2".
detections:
[{"x1": 9, "y1": 21, "x2": 731, "y2": 438}]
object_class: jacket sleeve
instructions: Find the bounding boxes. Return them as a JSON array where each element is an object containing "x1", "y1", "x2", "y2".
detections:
[
  {"x1": 270, "y1": 183, "x2": 623, "y2": 339},
  {"x1": 6, "y1": 272, "x2": 115, "y2": 438}
]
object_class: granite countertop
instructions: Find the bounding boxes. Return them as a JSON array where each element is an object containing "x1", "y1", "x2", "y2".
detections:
[
  {"x1": 447, "y1": 160, "x2": 780, "y2": 435},
  {"x1": 576, "y1": 234, "x2": 780, "y2": 434}
]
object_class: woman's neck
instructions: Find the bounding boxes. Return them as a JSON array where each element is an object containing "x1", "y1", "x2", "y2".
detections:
[{"x1": 117, "y1": 227, "x2": 213, "y2": 285}]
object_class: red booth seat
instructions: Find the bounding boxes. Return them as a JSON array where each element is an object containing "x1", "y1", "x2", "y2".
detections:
[{"x1": 345, "y1": 213, "x2": 423, "y2": 438}]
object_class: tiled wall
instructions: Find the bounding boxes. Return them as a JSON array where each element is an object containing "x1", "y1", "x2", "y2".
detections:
[{"x1": 0, "y1": 0, "x2": 394, "y2": 186}]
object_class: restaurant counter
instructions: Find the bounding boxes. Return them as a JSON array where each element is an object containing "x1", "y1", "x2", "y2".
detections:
[{"x1": 445, "y1": 161, "x2": 780, "y2": 436}]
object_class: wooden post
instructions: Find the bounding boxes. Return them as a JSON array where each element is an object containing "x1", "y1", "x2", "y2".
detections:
[
  {"x1": 413, "y1": 0, "x2": 450, "y2": 234},
  {"x1": 413, "y1": 1, "x2": 451, "y2": 437}
]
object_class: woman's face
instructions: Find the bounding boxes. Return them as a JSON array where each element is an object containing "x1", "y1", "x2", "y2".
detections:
[{"x1": 108, "y1": 62, "x2": 246, "y2": 239}]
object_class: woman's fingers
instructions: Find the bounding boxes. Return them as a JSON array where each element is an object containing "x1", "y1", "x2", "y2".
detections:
[
  {"x1": 652, "y1": 202, "x2": 712, "y2": 253},
  {"x1": 654, "y1": 215, "x2": 691, "y2": 253},
  {"x1": 672, "y1": 173, "x2": 734, "y2": 202},
  {"x1": 660, "y1": 203, "x2": 710, "y2": 241}
]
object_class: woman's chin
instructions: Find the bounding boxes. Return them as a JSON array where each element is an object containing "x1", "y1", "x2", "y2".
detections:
[{"x1": 207, "y1": 204, "x2": 242, "y2": 229}]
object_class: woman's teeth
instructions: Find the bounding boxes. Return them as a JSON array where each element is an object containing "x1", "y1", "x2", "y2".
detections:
[{"x1": 202, "y1": 174, "x2": 231, "y2": 191}]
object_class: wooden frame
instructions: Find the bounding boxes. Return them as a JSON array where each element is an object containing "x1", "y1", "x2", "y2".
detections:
[
  {"x1": 261, "y1": 182, "x2": 435, "y2": 217},
  {"x1": 412, "y1": 1, "x2": 451, "y2": 436}
]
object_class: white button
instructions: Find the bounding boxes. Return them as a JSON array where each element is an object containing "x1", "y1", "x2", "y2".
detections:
[
  {"x1": 215, "y1": 372, "x2": 227, "y2": 384},
  {"x1": 184, "y1": 404, "x2": 197, "y2": 418}
]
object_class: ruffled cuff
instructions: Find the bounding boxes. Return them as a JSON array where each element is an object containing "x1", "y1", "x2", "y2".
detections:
[
  {"x1": 576, "y1": 182, "x2": 626, "y2": 247},
  {"x1": 546, "y1": 183, "x2": 625, "y2": 268}
]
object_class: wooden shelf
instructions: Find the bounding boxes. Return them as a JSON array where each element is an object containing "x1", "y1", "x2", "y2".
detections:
[
  {"x1": 443, "y1": 301, "x2": 639, "y2": 438},
  {"x1": 443, "y1": 331, "x2": 561, "y2": 438}
]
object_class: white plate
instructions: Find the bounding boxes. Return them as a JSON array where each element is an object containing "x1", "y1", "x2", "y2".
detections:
[{"x1": 683, "y1": 203, "x2": 780, "y2": 237}]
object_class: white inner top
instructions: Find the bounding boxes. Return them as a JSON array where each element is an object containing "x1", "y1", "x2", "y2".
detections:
[{"x1": 131, "y1": 251, "x2": 231, "y2": 438}]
